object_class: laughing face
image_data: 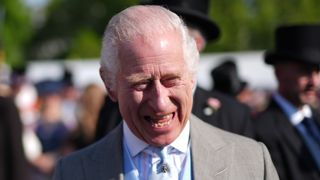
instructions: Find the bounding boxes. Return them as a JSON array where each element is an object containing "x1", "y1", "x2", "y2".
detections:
[{"x1": 113, "y1": 31, "x2": 194, "y2": 147}]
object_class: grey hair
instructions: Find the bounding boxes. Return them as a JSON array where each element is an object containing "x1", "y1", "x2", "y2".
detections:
[{"x1": 100, "y1": 5, "x2": 199, "y2": 90}]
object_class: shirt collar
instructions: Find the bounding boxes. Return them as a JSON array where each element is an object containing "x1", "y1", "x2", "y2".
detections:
[
  {"x1": 123, "y1": 121, "x2": 149, "y2": 157},
  {"x1": 123, "y1": 120, "x2": 190, "y2": 158},
  {"x1": 273, "y1": 93, "x2": 312, "y2": 125},
  {"x1": 170, "y1": 120, "x2": 190, "y2": 154}
]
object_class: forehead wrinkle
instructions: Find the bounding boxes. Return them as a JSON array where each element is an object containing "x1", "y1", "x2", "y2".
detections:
[{"x1": 132, "y1": 52, "x2": 179, "y2": 63}]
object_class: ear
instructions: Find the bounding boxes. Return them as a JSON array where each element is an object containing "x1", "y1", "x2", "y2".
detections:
[
  {"x1": 194, "y1": 35, "x2": 206, "y2": 52},
  {"x1": 188, "y1": 28, "x2": 206, "y2": 52},
  {"x1": 99, "y1": 67, "x2": 118, "y2": 102}
]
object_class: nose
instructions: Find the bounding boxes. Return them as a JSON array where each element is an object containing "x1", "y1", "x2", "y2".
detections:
[
  {"x1": 310, "y1": 71, "x2": 320, "y2": 87},
  {"x1": 148, "y1": 80, "x2": 170, "y2": 112}
]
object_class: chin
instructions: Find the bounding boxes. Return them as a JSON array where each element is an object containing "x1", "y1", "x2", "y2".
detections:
[
  {"x1": 149, "y1": 133, "x2": 179, "y2": 147},
  {"x1": 301, "y1": 94, "x2": 317, "y2": 105}
]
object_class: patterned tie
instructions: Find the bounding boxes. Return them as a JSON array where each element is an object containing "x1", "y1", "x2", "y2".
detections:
[
  {"x1": 296, "y1": 117, "x2": 320, "y2": 171},
  {"x1": 148, "y1": 146, "x2": 179, "y2": 180}
]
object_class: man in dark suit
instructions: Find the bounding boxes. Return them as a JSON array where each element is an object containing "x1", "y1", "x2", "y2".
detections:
[
  {"x1": 53, "y1": 5, "x2": 278, "y2": 179},
  {"x1": 95, "y1": 0, "x2": 253, "y2": 141},
  {"x1": 253, "y1": 24, "x2": 320, "y2": 180}
]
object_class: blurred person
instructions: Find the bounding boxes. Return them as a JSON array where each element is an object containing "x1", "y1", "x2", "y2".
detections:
[
  {"x1": 0, "y1": 96, "x2": 31, "y2": 180},
  {"x1": 210, "y1": 58, "x2": 268, "y2": 116},
  {"x1": 35, "y1": 80, "x2": 69, "y2": 153},
  {"x1": 60, "y1": 68, "x2": 78, "y2": 131},
  {"x1": 95, "y1": 0, "x2": 253, "y2": 142},
  {"x1": 69, "y1": 83, "x2": 105, "y2": 150},
  {"x1": 253, "y1": 24, "x2": 320, "y2": 180},
  {"x1": 32, "y1": 80, "x2": 70, "y2": 179},
  {"x1": 210, "y1": 58, "x2": 248, "y2": 100},
  {"x1": 10, "y1": 66, "x2": 39, "y2": 126},
  {"x1": 9, "y1": 66, "x2": 42, "y2": 158},
  {"x1": 53, "y1": 5, "x2": 278, "y2": 179},
  {"x1": 8, "y1": 66, "x2": 44, "y2": 179}
]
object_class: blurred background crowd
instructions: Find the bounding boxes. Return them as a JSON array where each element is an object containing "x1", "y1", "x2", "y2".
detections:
[
  {"x1": 1, "y1": 0, "x2": 320, "y2": 180},
  {"x1": 0, "y1": 65, "x2": 106, "y2": 179}
]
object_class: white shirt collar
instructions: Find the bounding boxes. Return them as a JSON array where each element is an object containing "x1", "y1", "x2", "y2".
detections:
[
  {"x1": 123, "y1": 120, "x2": 190, "y2": 158},
  {"x1": 170, "y1": 120, "x2": 190, "y2": 154},
  {"x1": 273, "y1": 93, "x2": 312, "y2": 125}
]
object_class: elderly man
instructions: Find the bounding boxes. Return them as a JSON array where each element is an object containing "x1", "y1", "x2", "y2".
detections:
[
  {"x1": 253, "y1": 24, "x2": 320, "y2": 180},
  {"x1": 95, "y1": 0, "x2": 253, "y2": 142},
  {"x1": 53, "y1": 5, "x2": 278, "y2": 180}
]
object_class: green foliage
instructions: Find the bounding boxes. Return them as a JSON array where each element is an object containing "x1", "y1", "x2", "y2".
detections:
[
  {"x1": 26, "y1": 0, "x2": 138, "y2": 60},
  {"x1": 5, "y1": 0, "x2": 319, "y2": 62},
  {"x1": 66, "y1": 29, "x2": 101, "y2": 59},
  {"x1": 205, "y1": 0, "x2": 320, "y2": 52},
  {"x1": 0, "y1": 0, "x2": 32, "y2": 67}
]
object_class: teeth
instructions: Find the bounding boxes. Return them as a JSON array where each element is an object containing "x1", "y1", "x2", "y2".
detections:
[
  {"x1": 151, "y1": 120, "x2": 171, "y2": 128},
  {"x1": 154, "y1": 115, "x2": 170, "y2": 120},
  {"x1": 149, "y1": 114, "x2": 172, "y2": 128}
]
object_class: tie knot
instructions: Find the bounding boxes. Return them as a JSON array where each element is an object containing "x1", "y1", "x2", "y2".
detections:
[
  {"x1": 144, "y1": 146, "x2": 169, "y2": 160},
  {"x1": 145, "y1": 146, "x2": 181, "y2": 179},
  {"x1": 143, "y1": 146, "x2": 171, "y2": 172}
]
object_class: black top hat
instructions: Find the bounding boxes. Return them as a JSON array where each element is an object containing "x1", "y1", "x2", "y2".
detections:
[
  {"x1": 140, "y1": 0, "x2": 220, "y2": 41},
  {"x1": 265, "y1": 24, "x2": 320, "y2": 65},
  {"x1": 211, "y1": 59, "x2": 247, "y2": 96}
]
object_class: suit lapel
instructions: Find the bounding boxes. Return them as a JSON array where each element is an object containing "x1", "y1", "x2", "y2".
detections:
[
  {"x1": 190, "y1": 115, "x2": 232, "y2": 180},
  {"x1": 77, "y1": 116, "x2": 236, "y2": 180},
  {"x1": 83, "y1": 124, "x2": 124, "y2": 180}
]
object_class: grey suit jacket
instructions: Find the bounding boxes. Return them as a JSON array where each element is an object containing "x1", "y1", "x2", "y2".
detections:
[{"x1": 53, "y1": 115, "x2": 278, "y2": 180}]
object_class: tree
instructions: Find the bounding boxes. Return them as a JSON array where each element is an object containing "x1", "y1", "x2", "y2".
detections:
[
  {"x1": 0, "y1": 0, "x2": 33, "y2": 67},
  {"x1": 205, "y1": 0, "x2": 320, "y2": 52},
  {"x1": 26, "y1": 0, "x2": 137, "y2": 60},
  {"x1": 24, "y1": 0, "x2": 320, "y2": 61}
]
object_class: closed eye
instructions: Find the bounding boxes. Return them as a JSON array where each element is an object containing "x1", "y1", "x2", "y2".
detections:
[
  {"x1": 132, "y1": 80, "x2": 151, "y2": 91},
  {"x1": 161, "y1": 76, "x2": 181, "y2": 87}
]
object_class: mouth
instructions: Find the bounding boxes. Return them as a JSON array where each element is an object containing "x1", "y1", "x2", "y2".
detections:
[
  {"x1": 304, "y1": 88, "x2": 317, "y2": 95},
  {"x1": 144, "y1": 113, "x2": 175, "y2": 128}
]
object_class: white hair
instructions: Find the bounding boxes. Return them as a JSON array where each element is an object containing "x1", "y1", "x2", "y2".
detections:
[{"x1": 100, "y1": 5, "x2": 199, "y2": 90}]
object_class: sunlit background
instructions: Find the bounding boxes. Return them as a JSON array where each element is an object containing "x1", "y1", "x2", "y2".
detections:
[
  {"x1": 1, "y1": 1, "x2": 320, "y2": 179},
  {"x1": 1, "y1": 0, "x2": 320, "y2": 111}
]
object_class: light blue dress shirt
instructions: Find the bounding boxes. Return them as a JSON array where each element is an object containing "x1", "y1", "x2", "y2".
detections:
[{"x1": 123, "y1": 120, "x2": 192, "y2": 179}]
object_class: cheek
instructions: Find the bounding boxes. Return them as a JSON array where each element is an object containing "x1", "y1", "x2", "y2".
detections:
[
  {"x1": 123, "y1": 92, "x2": 143, "y2": 109},
  {"x1": 284, "y1": 76, "x2": 300, "y2": 90},
  {"x1": 313, "y1": 75, "x2": 320, "y2": 86},
  {"x1": 297, "y1": 77, "x2": 310, "y2": 89},
  {"x1": 117, "y1": 88, "x2": 143, "y2": 114},
  {"x1": 173, "y1": 84, "x2": 193, "y2": 108}
]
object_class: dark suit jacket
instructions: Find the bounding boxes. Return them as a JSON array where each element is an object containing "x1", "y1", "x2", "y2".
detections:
[
  {"x1": 95, "y1": 86, "x2": 253, "y2": 141},
  {"x1": 253, "y1": 98, "x2": 320, "y2": 180},
  {"x1": 192, "y1": 87, "x2": 253, "y2": 137},
  {"x1": 0, "y1": 97, "x2": 30, "y2": 180},
  {"x1": 54, "y1": 115, "x2": 278, "y2": 180}
]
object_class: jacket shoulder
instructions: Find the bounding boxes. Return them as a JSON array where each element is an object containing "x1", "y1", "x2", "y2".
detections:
[
  {"x1": 53, "y1": 124, "x2": 123, "y2": 180},
  {"x1": 190, "y1": 115, "x2": 279, "y2": 179}
]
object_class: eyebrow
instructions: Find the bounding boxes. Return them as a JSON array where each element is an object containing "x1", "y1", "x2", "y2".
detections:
[
  {"x1": 125, "y1": 72, "x2": 182, "y2": 83},
  {"x1": 126, "y1": 73, "x2": 152, "y2": 83}
]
